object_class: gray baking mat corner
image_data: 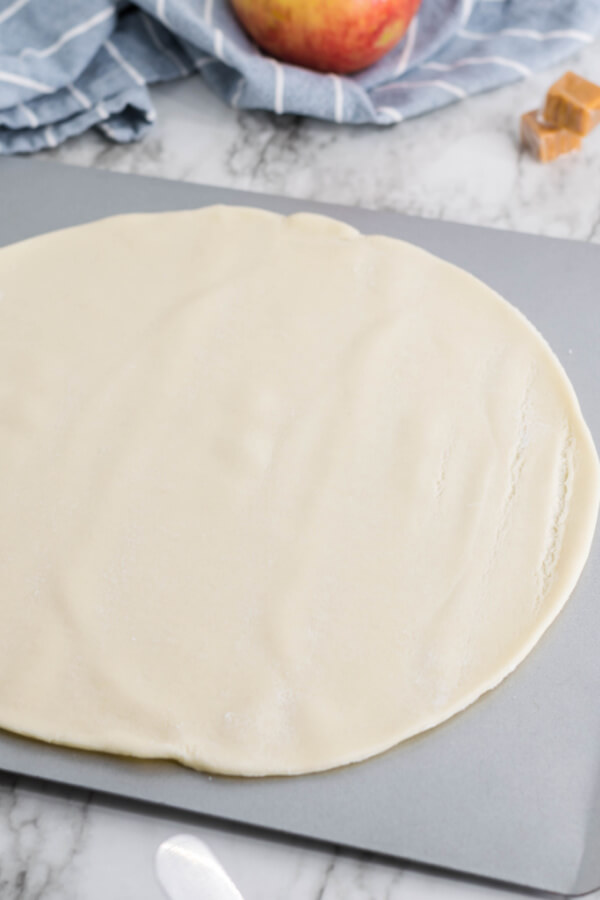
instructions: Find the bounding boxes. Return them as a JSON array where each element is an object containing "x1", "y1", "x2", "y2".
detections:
[{"x1": 1, "y1": 157, "x2": 600, "y2": 898}]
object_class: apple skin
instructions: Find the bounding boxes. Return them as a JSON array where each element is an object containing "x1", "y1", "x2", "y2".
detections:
[{"x1": 230, "y1": 0, "x2": 422, "y2": 75}]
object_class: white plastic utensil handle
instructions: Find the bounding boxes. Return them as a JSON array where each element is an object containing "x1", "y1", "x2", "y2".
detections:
[{"x1": 156, "y1": 834, "x2": 245, "y2": 900}]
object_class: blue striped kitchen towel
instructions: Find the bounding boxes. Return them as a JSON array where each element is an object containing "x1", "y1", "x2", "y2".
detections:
[{"x1": 1, "y1": 0, "x2": 599, "y2": 153}]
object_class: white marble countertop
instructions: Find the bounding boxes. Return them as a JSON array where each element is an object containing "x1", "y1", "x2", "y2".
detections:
[{"x1": 2, "y1": 38, "x2": 600, "y2": 900}]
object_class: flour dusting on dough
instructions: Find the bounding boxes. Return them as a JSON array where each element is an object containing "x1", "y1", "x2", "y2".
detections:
[{"x1": 535, "y1": 425, "x2": 575, "y2": 610}]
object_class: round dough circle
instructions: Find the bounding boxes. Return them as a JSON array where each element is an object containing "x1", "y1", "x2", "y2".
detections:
[{"x1": 0, "y1": 207, "x2": 598, "y2": 776}]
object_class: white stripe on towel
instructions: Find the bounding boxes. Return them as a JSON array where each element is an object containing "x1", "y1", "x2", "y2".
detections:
[
  {"x1": 459, "y1": 27, "x2": 594, "y2": 44},
  {"x1": 423, "y1": 55, "x2": 531, "y2": 76},
  {"x1": 96, "y1": 101, "x2": 120, "y2": 140},
  {"x1": 0, "y1": 70, "x2": 53, "y2": 93},
  {"x1": 331, "y1": 73, "x2": 344, "y2": 123},
  {"x1": 378, "y1": 106, "x2": 403, "y2": 123},
  {"x1": 0, "y1": 0, "x2": 31, "y2": 26},
  {"x1": 18, "y1": 8, "x2": 113, "y2": 59},
  {"x1": 395, "y1": 15, "x2": 419, "y2": 76},
  {"x1": 272, "y1": 59, "x2": 284, "y2": 114},
  {"x1": 460, "y1": 0, "x2": 475, "y2": 26},
  {"x1": 19, "y1": 103, "x2": 38, "y2": 127},
  {"x1": 231, "y1": 77, "x2": 244, "y2": 108},
  {"x1": 67, "y1": 83, "x2": 92, "y2": 109},
  {"x1": 104, "y1": 39, "x2": 146, "y2": 86},
  {"x1": 386, "y1": 78, "x2": 467, "y2": 98},
  {"x1": 142, "y1": 13, "x2": 188, "y2": 75},
  {"x1": 44, "y1": 124, "x2": 57, "y2": 147},
  {"x1": 213, "y1": 28, "x2": 224, "y2": 60}
]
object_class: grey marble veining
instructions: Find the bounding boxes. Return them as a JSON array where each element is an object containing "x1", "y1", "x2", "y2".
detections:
[
  {"x1": 0, "y1": 775, "x2": 88, "y2": 899},
  {"x1": 2, "y1": 38, "x2": 600, "y2": 899},
  {"x1": 41, "y1": 41, "x2": 600, "y2": 242},
  {"x1": 0, "y1": 772, "x2": 558, "y2": 900}
]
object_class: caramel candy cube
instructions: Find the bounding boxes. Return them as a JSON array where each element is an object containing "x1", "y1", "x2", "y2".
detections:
[
  {"x1": 544, "y1": 71, "x2": 600, "y2": 136},
  {"x1": 520, "y1": 110, "x2": 581, "y2": 163}
]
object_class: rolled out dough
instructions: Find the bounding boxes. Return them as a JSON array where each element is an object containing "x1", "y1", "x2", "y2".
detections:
[{"x1": 0, "y1": 206, "x2": 597, "y2": 776}]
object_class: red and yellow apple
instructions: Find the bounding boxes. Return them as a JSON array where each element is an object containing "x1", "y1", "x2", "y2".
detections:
[{"x1": 230, "y1": 0, "x2": 422, "y2": 75}]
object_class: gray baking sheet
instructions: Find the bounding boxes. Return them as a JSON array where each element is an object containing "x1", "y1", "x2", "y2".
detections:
[{"x1": 0, "y1": 158, "x2": 599, "y2": 897}]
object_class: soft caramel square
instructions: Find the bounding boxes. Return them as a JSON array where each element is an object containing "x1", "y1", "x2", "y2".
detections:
[
  {"x1": 520, "y1": 109, "x2": 582, "y2": 163},
  {"x1": 544, "y1": 71, "x2": 600, "y2": 136}
]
